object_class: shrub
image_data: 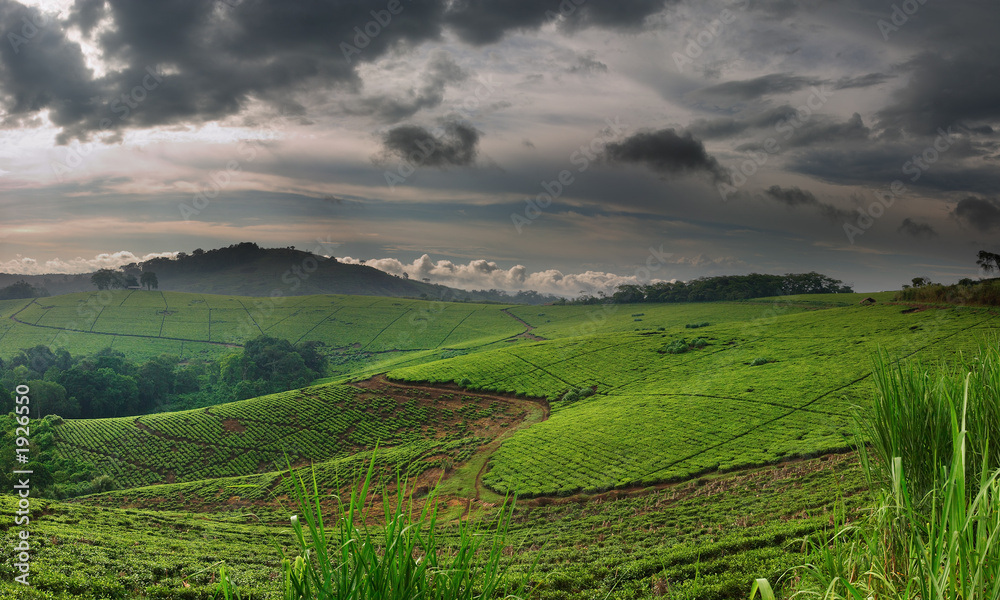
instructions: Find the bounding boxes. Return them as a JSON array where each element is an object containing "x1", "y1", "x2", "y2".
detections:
[
  {"x1": 748, "y1": 357, "x2": 772, "y2": 366},
  {"x1": 663, "y1": 339, "x2": 690, "y2": 354},
  {"x1": 691, "y1": 337, "x2": 709, "y2": 349}
]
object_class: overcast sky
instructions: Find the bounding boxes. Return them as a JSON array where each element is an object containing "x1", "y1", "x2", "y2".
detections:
[{"x1": 0, "y1": 0, "x2": 998, "y2": 295}]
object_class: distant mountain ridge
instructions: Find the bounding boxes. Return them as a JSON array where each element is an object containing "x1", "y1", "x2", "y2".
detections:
[{"x1": 0, "y1": 243, "x2": 561, "y2": 304}]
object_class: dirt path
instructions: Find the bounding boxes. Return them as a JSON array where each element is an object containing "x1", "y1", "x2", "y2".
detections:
[
  {"x1": 501, "y1": 308, "x2": 547, "y2": 341},
  {"x1": 353, "y1": 374, "x2": 550, "y2": 504}
]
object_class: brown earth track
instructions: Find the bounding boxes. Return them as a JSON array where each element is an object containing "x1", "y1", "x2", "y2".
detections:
[
  {"x1": 352, "y1": 374, "x2": 550, "y2": 504},
  {"x1": 501, "y1": 308, "x2": 547, "y2": 341}
]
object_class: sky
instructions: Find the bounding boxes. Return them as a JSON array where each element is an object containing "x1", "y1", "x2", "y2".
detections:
[{"x1": 0, "y1": 0, "x2": 998, "y2": 295}]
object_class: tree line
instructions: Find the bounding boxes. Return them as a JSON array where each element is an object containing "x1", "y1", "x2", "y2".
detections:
[
  {"x1": 0, "y1": 335, "x2": 327, "y2": 420},
  {"x1": 561, "y1": 272, "x2": 853, "y2": 305}
]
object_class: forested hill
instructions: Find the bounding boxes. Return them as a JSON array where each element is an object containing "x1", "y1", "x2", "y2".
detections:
[{"x1": 0, "y1": 243, "x2": 561, "y2": 304}]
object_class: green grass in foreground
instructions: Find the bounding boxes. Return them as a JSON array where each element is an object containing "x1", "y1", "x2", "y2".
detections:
[{"x1": 759, "y1": 343, "x2": 1000, "y2": 599}]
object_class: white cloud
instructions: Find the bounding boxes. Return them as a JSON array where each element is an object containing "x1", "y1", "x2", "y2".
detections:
[
  {"x1": 340, "y1": 254, "x2": 673, "y2": 296},
  {"x1": 0, "y1": 251, "x2": 179, "y2": 275}
]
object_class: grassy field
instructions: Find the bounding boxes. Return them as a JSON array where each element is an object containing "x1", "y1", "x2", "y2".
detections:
[
  {"x1": 0, "y1": 291, "x2": 525, "y2": 364},
  {"x1": 1, "y1": 290, "x2": 997, "y2": 598}
]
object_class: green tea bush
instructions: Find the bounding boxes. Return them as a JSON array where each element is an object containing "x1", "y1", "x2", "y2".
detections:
[{"x1": 663, "y1": 339, "x2": 690, "y2": 354}]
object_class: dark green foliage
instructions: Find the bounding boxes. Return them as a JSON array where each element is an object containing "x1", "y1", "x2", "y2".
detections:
[
  {"x1": 90, "y1": 268, "x2": 130, "y2": 290},
  {"x1": 571, "y1": 272, "x2": 852, "y2": 304},
  {"x1": 140, "y1": 271, "x2": 159, "y2": 290},
  {"x1": 218, "y1": 336, "x2": 327, "y2": 401},
  {"x1": 894, "y1": 278, "x2": 1000, "y2": 306},
  {"x1": 686, "y1": 322, "x2": 711, "y2": 329},
  {"x1": 663, "y1": 337, "x2": 709, "y2": 354},
  {"x1": 749, "y1": 357, "x2": 773, "y2": 366},
  {"x1": 977, "y1": 249, "x2": 1000, "y2": 274},
  {"x1": 0, "y1": 414, "x2": 104, "y2": 498},
  {"x1": 0, "y1": 279, "x2": 47, "y2": 300}
]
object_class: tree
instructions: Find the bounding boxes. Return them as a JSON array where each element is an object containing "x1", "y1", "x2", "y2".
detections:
[
  {"x1": 90, "y1": 269, "x2": 128, "y2": 290},
  {"x1": 911, "y1": 277, "x2": 930, "y2": 288},
  {"x1": 90, "y1": 269, "x2": 115, "y2": 290},
  {"x1": 0, "y1": 280, "x2": 40, "y2": 300},
  {"x1": 25, "y1": 380, "x2": 79, "y2": 419},
  {"x1": 976, "y1": 250, "x2": 1000, "y2": 275},
  {"x1": 140, "y1": 271, "x2": 159, "y2": 290}
]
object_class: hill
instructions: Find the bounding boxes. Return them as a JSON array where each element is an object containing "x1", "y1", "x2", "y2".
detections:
[
  {"x1": 49, "y1": 379, "x2": 540, "y2": 493},
  {"x1": 0, "y1": 243, "x2": 563, "y2": 304}
]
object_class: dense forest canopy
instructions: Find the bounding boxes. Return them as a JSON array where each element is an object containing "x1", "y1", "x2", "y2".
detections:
[{"x1": 565, "y1": 272, "x2": 853, "y2": 304}]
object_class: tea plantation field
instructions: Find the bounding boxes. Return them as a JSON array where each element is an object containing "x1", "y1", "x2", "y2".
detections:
[
  {"x1": 388, "y1": 302, "x2": 998, "y2": 495},
  {"x1": 0, "y1": 452, "x2": 868, "y2": 600},
  {"x1": 52, "y1": 381, "x2": 531, "y2": 490},
  {"x1": 3, "y1": 290, "x2": 999, "y2": 599},
  {"x1": 0, "y1": 291, "x2": 525, "y2": 365}
]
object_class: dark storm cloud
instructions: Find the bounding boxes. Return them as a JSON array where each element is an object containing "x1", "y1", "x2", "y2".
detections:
[
  {"x1": 442, "y1": 0, "x2": 672, "y2": 46},
  {"x1": 761, "y1": 185, "x2": 852, "y2": 222},
  {"x1": 833, "y1": 73, "x2": 893, "y2": 90},
  {"x1": 878, "y1": 49, "x2": 1000, "y2": 138},
  {"x1": 692, "y1": 73, "x2": 823, "y2": 103},
  {"x1": 0, "y1": 1, "x2": 102, "y2": 131},
  {"x1": 783, "y1": 113, "x2": 870, "y2": 148},
  {"x1": 898, "y1": 218, "x2": 937, "y2": 238},
  {"x1": 0, "y1": 0, "x2": 670, "y2": 143},
  {"x1": 952, "y1": 197, "x2": 1000, "y2": 232},
  {"x1": 786, "y1": 133, "x2": 1000, "y2": 193},
  {"x1": 1, "y1": 0, "x2": 446, "y2": 142},
  {"x1": 734, "y1": 114, "x2": 870, "y2": 153},
  {"x1": 685, "y1": 105, "x2": 797, "y2": 140},
  {"x1": 378, "y1": 120, "x2": 481, "y2": 167},
  {"x1": 603, "y1": 128, "x2": 725, "y2": 179},
  {"x1": 342, "y1": 51, "x2": 468, "y2": 123}
]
